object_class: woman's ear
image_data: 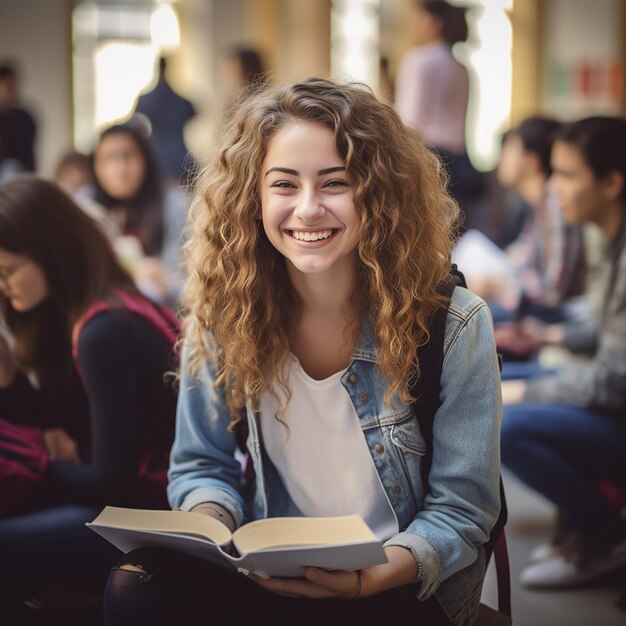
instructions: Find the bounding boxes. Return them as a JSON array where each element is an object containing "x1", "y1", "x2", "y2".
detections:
[
  {"x1": 602, "y1": 169, "x2": 625, "y2": 202},
  {"x1": 523, "y1": 151, "x2": 542, "y2": 178}
]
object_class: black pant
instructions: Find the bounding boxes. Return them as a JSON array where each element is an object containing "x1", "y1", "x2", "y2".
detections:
[
  {"x1": 104, "y1": 548, "x2": 452, "y2": 626},
  {"x1": 430, "y1": 146, "x2": 486, "y2": 233}
]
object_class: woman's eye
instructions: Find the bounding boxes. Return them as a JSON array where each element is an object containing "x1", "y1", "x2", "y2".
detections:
[
  {"x1": 271, "y1": 181, "x2": 296, "y2": 189},
  {"x1": 324, "y1": 179, "x2": 349, "y2": 188}
]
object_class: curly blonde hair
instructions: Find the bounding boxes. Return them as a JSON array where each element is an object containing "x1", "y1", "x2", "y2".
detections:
[{"x1": 184, "y1": 77, "x2": 459, "y2": 426}]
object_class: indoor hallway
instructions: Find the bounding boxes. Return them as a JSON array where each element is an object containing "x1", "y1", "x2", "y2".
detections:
[{"x1": 481, "y1": 471, "x2": 626, "y2": 625}]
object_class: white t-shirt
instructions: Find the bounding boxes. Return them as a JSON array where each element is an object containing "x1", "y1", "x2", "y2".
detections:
[{"x1": 259, "y1": 355, "x2": 398, "y2": 541}]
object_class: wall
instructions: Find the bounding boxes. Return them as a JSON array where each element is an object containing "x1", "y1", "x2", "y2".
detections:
[
  {"x1": 177, "y1": 0, "x2": 247, "y2": 160},
  {"x1": 542, "y1": 0, "x2": 623, "y2": 119},
  {"x1": 178, "y1": 0, "x2": 331, "y2": 157},
  {"x1": 0, "y1": 0, "x2": 73, "y2": 176},
  {"x1": 244, "y1": 0, "x2": 330, "y2": 82},
  {"x1": 510, "y1": 0, "x2": 543, "y2": 124}
]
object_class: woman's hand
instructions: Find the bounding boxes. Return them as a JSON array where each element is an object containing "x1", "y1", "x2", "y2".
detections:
[
  {"x1": 501, "y1": 379, "x2": 527, "y2": 405},
  {"x1": 519, "y1": 318, "x2": 564, "y2": 347},
  {"x1": 494, "y1": 318, "x2": 564, "y2": 356},
  {"x1": 0, "y1": 332, "x2": 16, "y2": 389},
  {"x1": 249, "y1": 545, "x2": 418, "y2": 600},
  {"x1": 190, "y1": 502, "x2": 236, "y2": 532},
  {"x1": 494, "y1": 322, "x2": 535, "y2": 356},
  {"x1": 43, "y1": 427, "x2": 80, "y2": 462},
  {"x1": 135, "y1": 257, "x2": 171, "y2": 300}
]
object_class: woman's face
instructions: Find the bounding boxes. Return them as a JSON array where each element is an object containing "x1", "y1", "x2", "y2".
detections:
[
  {"x1": 411, "y1": 7, "x2": 443, "y2": 45},
  {"x1": 0, "y1": 249, "x2": 49, "y2": 312},
  {"x1": 550, "y1": 141, "x2": 610, "y2": 226},
  {"x1": 260, "y1": 121, "x2": 362, "y2": 278},
  {"x1": 497, "y1": 134, "x2": 530, "y2": 189},
  {"x1": 220, "y1": 55, "x2": 246, "y2": 93},
  {"x1": 94, "y1": 133, "x2": 146, "y2": 201}
]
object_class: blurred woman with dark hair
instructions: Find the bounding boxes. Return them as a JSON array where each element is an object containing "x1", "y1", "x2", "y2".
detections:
[
  {"x1": 0, "y1": 175, "x2": 178, "y2": 620},
  {"x1": 225, "y1": 46, "x2": 266, "y2": 89},
  {"x1": 91, "y1": 123, "x2": 188, "y2": 305},
  {"x1": 473, "y1": 117, "x2": 585, "y2": 326}
]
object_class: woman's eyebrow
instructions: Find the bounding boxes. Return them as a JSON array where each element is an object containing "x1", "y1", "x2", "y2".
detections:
[
  {"x1": 265, "y1": 167, "x2": 298, "y2": 177},
  {"x1": 264, "y1": 166, "x2": 346, "y2": 177},
  {"x1": 318, "y1": 166, "x2": 345, "y2": 175}
]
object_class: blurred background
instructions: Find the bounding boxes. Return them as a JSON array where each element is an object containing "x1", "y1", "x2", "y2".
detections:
[
  {"x1": 1, "y1": 2, "x2": 625, "y2": 624},
  {"x1": 1, "y1": 0, "x2": 624, "y2": 178}
]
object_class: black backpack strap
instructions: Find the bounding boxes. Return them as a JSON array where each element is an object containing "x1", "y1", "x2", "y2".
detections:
[
  {"x1": 234, "y1": 409, "x2": 248, "y2": 453},
  {"x1": 410, "y1": 264, "x2": 507, "y2": 558},
  {"x1": 411, "y1": 265, "x2": 466, "y2": 488}
]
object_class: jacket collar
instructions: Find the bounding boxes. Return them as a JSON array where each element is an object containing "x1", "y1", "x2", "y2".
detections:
[{"x1": 351, "y1": 317, "x2": 379, "y2": 363}]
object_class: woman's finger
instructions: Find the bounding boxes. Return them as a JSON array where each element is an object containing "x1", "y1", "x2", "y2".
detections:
[
  {"x1": 248, "y1": 568, "x2": 360, "y2": 600},
  {"x1": 304, "y1": 568, "x2": 360, "y2": 598},
  {"x1": 249, "y1": 573, "x2": 335, "y2": 599}
]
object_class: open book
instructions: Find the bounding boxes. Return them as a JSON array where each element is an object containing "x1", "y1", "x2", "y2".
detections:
[{"x1": 87, "y1": 506, "x2": 388, "y2": 578}]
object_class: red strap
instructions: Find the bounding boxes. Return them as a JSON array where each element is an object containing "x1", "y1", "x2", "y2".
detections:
[
  {"x1": 494, "y1": 531, "x2": 512, "y2": 617},
  {"x1": 72, "y1": 289, "x2": 179, "y2": 363},
  {"x1": 112, "y1": 290, "x2": 179, "y2": 345}
]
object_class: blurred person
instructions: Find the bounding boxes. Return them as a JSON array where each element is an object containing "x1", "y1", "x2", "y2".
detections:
[
  {"x1": 394, "y1": 0, "x2": 484, "y2": 230},
  {"x1": 473, "y1": 118, "x2": 585, "y2": 326},
  {"x1": 481, "y1": 168, "x2": 529, "y2": 249},
  {"x1": 55, "y1": 150, "x2": 93, "y2": 196},
  {"x1": 0, "y1": 176, "x2": 178, "y2": 621},
  {"x1": 221, "y1": 45, "x2": 266, "y2": 94},
  {"x1": 91, "y1": 123, "x2": 188, "y2": 305},
  {"x1": 499, "y1": 117, "x2": 626, "y2": 589},
  {"x1": 55, "y1": 149, "x2": 120, "y2": 241},
  {"x1": 134, "y1": 56, "x2": 196, "y2": 186},
  {"x1": 103, "y1": 77, "x2": 501, "y2": 626},
  {"x1": 218, "y1": 45, "x2": 269, "y2": 122},
  {"x1": 0, "y1": 62, "x2": 37, "y2": 172}
]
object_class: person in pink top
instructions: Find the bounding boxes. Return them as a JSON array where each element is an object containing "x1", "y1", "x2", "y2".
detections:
[{"x1": 395, "y1": 0, "x2": 484, "y2": 230}]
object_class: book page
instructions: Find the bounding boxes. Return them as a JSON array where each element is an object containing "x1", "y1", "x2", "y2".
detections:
[
  {"x1": 247, "y1": 541, "x2": 388, "y2": 578},
  {"x1": 87, "y1": 506, "x2": 232, "y2": 546},
  {"x1": 452, "y1": 229, "x2": 512, "y2": 280},
  {"x1": 232, "y1": 515, "x2": 377, "y2": 554}
]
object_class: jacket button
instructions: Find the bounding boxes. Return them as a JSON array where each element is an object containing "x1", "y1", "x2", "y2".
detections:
[
  {"x1": 374, "y1": 443, "x2": 384, "y2": 454},
  {"x1": 358, "y1": 391, "x2": 368, "y2": 402},
  {"x1": 391, "y1": 485, "x2": 401, "y2": 494},
  {"x1": 349, "y1": 373, "x2": 359, "y2": 384}
]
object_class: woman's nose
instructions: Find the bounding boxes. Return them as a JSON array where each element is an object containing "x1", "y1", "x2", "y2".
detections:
[{"x1": 293, "y1": 188, "x2": 325, "y2": 221}]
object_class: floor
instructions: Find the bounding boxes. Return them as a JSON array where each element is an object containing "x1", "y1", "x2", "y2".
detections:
[{"x1": 480, "y1": 470, "x2": 626, "y2": 625}]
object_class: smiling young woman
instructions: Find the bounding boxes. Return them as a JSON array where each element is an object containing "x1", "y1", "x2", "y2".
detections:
[{"x1": 103, "y1": 77, "x2": 502, "y2": 626}]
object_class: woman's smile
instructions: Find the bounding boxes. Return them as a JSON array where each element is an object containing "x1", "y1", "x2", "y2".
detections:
[{"x1": 287, "y1": 228, "x2": 339, "y2": 243}]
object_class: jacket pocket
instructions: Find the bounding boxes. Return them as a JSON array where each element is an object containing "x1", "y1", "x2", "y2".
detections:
[
  {"x1": 388, "y1": 413, "x2": 427, "y2": 511},
  {"x1": 390, "y1": 414, "x2": 427, "y2": 455}
]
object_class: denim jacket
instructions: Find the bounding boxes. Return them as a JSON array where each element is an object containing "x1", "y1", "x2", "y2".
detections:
[{"x1": 168, "y1": 287, "x2": 502, "y2": 626}]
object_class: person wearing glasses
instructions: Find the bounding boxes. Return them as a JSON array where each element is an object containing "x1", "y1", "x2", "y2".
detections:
[{"x1": 0, "y1": 175, "x2": 178, "y2": 622}]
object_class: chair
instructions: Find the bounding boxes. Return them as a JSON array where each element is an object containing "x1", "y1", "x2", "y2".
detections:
[{"x1": 474, "y1": 530, "x2": 512, "y2": 626}]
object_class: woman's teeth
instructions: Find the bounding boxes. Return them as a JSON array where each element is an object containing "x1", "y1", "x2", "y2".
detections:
[{"x1": 291, "y1": 230, "x2": 334, "y2": 242}]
